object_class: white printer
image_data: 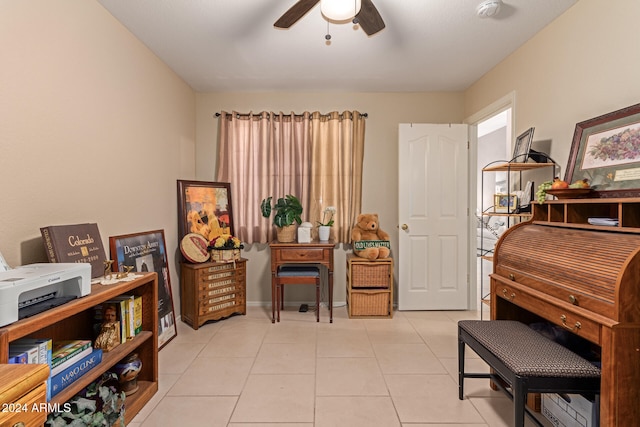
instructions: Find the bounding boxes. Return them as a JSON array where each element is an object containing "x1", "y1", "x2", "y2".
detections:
[{"x1": 0, "y1": 263, "x2": 91, "y2": 327}]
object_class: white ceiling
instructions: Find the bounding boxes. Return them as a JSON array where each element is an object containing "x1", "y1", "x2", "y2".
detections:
[{"x1": 97, "y1": 0, "x2": 578, "y2": 93}]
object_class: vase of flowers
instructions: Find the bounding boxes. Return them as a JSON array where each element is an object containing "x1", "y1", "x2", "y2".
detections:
[
  {"x1": 317, "y1": 206, "x2": 336, "y2": 241},
  {"x1": 208, "y1": 234, "x2": 243, "y2": 262}
]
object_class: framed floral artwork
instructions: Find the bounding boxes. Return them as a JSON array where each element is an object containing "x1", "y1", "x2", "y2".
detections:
[
  {"x1": 177, "y1": 180, "x2": 234, "y2": 242},
  {"x1": 566, "y1": 103, "x2": 640, "y2": 198},
  {"x1": 109, "y1": 229, "x2": 177, "y2": 349}
]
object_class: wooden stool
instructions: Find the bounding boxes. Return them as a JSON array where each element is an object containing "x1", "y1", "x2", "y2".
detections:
[{"x1": 274, "y1": 266, "x2": 320, "y2": 322}]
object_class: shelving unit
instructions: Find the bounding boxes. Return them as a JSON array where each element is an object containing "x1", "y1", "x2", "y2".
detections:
[
  {"x1": 479, "y1": 161, "x2": 556, "y2": 315},
  {"x1": 0, "y1": 272, "x2": 158, "y2": 425},
  {"x1": 531, "y1": 197, "x2": 640, "y2": 231},
  {"x1": 346, "y1": 254, "x2": 393, "y2": 318}
]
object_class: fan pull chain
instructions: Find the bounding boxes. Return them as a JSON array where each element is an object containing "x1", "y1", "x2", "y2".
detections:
[
  {"x1": 353, "y1": 0, "x2": 359, "y2": 24},
  {"x1": 325, "y1": 21, "x2": 332, "y2": 45}
]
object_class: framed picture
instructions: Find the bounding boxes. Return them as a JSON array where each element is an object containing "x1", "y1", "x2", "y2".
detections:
[
  {"x1": 512, "y1": 127, "x2": 535, "y2": 163},
  {"x1": 177, "y1": 180, "x2": 234, "y2": 243},
  {"x1": 494, "y1": 194, "x2": 518, "y2": 213},
  {"x1": 566, "y1": 103, "x2": 640, "y2": 198},
  {"x1": 109, "y1": 230, "x2": 177, "y2": 349}
]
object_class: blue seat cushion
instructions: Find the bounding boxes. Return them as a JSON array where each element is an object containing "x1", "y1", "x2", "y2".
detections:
[{"x1": 277, "y1": 266, "x2": 320, "y2": 277}]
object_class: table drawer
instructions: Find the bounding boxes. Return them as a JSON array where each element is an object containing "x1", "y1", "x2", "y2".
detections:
[{"x1": 278, "y1": 247, "x2": 326, "y2": 262}]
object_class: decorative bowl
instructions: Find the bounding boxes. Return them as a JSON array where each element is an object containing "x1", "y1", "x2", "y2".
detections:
[{"x1": 546, "y1": 188, "x2": 593, "y2": 199}]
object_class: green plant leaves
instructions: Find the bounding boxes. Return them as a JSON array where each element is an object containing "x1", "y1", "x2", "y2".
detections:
[{"x1": 261, "y1": 194, "x2": 302, "y2": 226}]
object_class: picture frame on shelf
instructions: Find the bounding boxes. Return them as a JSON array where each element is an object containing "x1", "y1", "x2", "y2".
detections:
[
  {"x1": 566, "y1": 102, "x2": 640, "y2": 198},
  {"x1": 177, "y1": 180, "x2": 234, "y2": 243},
  {"x1": 494, "y1": 194, "x2": 518, "y2": 213},
  {"x1": 512, "y1": 127, "x2": 535, "y2": 163},
  {"x1": 109, "y1": 229, "x2": 177, "y2": 349}
]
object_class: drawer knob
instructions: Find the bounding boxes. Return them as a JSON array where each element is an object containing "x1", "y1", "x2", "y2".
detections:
[
  {"x1": 560, "y1": 314, "x2": 582, "y2": 331},
  {"x1": 568, "y1": 294, "x2": 577, "y2": 304},
  {"x1": 502, "y1": 288, "x2": 515, "y2": 301},
  {"x1": 509, "y1": 273, "x2": 515, "y2": 281},
  {"x1": 13, "y1": 423, "x2": 26, "y2": 427}
]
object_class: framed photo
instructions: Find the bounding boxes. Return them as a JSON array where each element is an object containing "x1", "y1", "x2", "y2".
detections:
[
  {"x1": 566, "y1": 103, "x2": 640, "y2": 198},
  {"x1": 109, "y1": 230, "x2": 177, "y2": 349},
  {"x1": 494, "y1": 194, "x2": 518, "y2": 213},
  {"x1": 177, "y1": 180, "x2": 234, "y2": 243},
  {"x1": 512, "y1": 127, "x2": 535, "y2": 163}
]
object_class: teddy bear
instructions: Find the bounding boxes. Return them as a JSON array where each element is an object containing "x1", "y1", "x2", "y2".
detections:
[{"x1": 351, "y1": 213, "x2": 390, "y2": 260}]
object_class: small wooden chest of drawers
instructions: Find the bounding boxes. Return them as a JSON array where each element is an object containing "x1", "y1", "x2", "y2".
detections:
[
  {"x1": 346, "y1": 255, "x2": 393, "y2": 318},
  {"x1": 180, "y1": 259, "x2": 247, "y2": 330},
  {"x1": 0, "y1": 363, "x2": 49, "y2": 427}
]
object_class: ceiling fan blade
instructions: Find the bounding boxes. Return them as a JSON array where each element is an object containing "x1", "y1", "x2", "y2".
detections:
[
  {"x1": 274, "y1": 0, "x2": 320, "y2": 28},
  {"x1": 356, "y1": 0, "x2": 385, "y2": 36}
]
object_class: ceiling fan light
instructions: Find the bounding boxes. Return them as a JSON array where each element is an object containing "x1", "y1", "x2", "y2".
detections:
[
  {"x1": 321, "y1": 0, "x2": 362, "y2": 21},
  {"x1": 476, "y1": 0, "x2": 503, "y2": 18}
]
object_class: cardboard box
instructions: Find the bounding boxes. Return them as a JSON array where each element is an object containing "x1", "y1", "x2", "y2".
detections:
[{"x1": 542, "y1": 393, "x2": 598, "y2": 427}]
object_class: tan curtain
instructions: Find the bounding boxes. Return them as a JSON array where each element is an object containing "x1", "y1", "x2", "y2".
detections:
[
  {"x1": 308, "y1": 111, "x2": 365, "y2": 242},
  {"x1": 217, "y1": 111, "x2": 311, "y2": 243},
  {"x1": 216, "y1": 110, "x2": 365, "y2": 244}
]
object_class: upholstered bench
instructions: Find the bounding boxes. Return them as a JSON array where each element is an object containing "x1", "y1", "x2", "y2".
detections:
[{"x1": 458, "y1": 320, "x2": 600, "y2": 427}]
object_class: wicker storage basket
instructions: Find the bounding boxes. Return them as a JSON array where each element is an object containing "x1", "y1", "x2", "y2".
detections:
[
  {"x1": 349, "y1": 290, "x2": 390, "y2": 317},
  {"x1": 351, "y1": 262, "x2": 390, "y2": 288},
  {"x1": 276, "y1": 224, "x2": 296, "y2": 242},
  {"x1": 210, "y1": 248, "x2": 241, "y2": 262}
]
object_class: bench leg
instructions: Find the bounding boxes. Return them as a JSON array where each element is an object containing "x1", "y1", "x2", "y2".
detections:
[
  {"x1": 513, "y1": 378, "x2": 527, "y2": 427},
  {"x1": 458, "y1": 336, "x2": 465, "y2": 400}
]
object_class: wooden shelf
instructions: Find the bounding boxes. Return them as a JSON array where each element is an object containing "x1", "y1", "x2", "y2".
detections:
[
  {"x1": 483, "y1": 212, "x2": 532, "y2": 218},
  {"x1": 0, "y1": 272, "x2": 158, "y2": 424},
  {"x1": 482, "y1": 162, "x2": 556, "y2": 172},
  {"x1": 532, "y1": 197, "x2": 640, "y2": 231}
]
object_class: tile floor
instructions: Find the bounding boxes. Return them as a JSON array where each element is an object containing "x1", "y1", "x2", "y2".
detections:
[{"x1": 129, "y1": 305, "x2": 552, "y2": 427}]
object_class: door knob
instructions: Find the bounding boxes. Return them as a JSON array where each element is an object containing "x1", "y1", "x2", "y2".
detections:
[{"x1": 401, "y1": 224, "x2": 408, "y2": 231}]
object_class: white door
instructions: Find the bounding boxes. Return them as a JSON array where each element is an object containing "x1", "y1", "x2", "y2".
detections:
[{"x1": 398, "y1": 124, "x2": 469, "y2": 310}]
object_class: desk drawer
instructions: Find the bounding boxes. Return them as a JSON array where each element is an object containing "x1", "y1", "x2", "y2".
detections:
[
  {"x1": 495, "y1": 281, "x2": 601, "y2": 345},
  {"x1": 278, "y1": 247, "x2": 326, "y2": 262}
]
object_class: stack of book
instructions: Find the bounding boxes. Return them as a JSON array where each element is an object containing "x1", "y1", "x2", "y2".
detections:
[
  {"x1": 9, "y1": 338, "x2": 103, "y2": 400},
  {"x1": 93, "y1": 295, "x2": 142, "y2": 343},
  {"x1": 49, "y1": 340, "x2": 102, "y2": 398}
]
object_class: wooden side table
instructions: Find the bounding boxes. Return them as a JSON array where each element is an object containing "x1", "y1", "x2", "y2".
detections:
[
  {"x1": 269, "y1": 240, "x2": 336, "y2": 323},
  {"x1": 180, "y1": 259, "x2": 247, "y2": 330}
]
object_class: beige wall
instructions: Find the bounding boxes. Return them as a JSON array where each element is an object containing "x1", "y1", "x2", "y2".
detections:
[
  {"x1": 196, "y1": 92, "x2": 465, "y2": 304},
  {"x1": 464, "y1": 0, "x2": 640, "y2": 174},
  {"x1": 4, "y1": 0, "x2": 639, "y2": 313},
  {"x1": 0, "y1": 1, "x2": 196, "y2": 308}
]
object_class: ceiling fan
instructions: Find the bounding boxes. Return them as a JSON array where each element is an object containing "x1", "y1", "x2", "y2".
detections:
[{"x1": 274, "y1": 0, "x2": 386, "y2": 36}]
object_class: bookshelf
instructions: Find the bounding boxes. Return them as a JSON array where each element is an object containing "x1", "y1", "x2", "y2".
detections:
[{"x1": 0, "y1": 272, "x2": 158, "y2": 424}]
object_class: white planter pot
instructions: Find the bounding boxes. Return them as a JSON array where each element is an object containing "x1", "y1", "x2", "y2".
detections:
[{"x1": 318, "y1": 226, "x2": 331, "y2": 241}]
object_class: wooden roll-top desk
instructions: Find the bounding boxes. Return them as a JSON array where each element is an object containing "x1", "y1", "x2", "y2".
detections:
[{"x1": 490, "y1": 197, "x2": 640, "y2": 426}]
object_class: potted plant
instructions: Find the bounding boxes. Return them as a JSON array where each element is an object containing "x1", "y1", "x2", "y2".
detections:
[
  {"x1": 317, "y1": 206, "x2": 336, "y2": 241},
  {"x1": 260, "y1": 194, "x2": 303, "y2": 242}
]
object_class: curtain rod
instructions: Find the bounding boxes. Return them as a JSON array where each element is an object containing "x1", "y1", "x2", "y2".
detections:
[{"x1": 215, "y1": 112, "x2": 368, "y2": 118}]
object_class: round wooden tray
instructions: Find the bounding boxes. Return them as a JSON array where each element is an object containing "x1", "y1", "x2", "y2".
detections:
[{"x1": 546, "y1": 188, "x2": 593, "y2": 199}]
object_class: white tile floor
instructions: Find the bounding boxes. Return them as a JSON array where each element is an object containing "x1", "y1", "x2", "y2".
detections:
[{"x1": 128, "y1": 305, "x2": 552, "y2": 427}]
